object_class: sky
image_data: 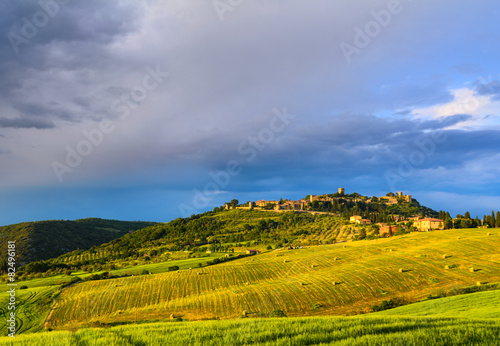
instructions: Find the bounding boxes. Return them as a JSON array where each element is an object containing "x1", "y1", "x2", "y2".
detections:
[{"x1": 1, "y1": 0, "x2": 500, "y2": 226}]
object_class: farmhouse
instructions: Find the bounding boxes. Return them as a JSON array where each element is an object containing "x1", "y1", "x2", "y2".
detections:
[
  {"x1": 350, "y1": 215, "x2": 362, "y2": 223},
  {"x1": 378, "y1": 224, "x2": 396, "y2": 236},
  {"x1": 245, "y1": 249, "x2": 261, "y2": 255},
  {"x1": 414, "y1": 218, "x2": 444, "y2": 232}
]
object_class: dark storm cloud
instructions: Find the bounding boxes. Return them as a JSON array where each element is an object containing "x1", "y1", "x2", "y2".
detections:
[
  {"x1": 0, "y1": 0, "x2": 145, "y2": 125},
  {"x1": 417, "y1": 114, "x2": 473, "y2": 130},
  {"x1": 475, "y1": 79, "x2": 500, "y2": 99},
  {"x1": 165, "y1": 112, "x2": 483, "y2": 184},
  {"x1": 0, "y1": 115, "x2": 54, "y2": 129},
  {"x1": 1, "y1": 0, "x2": 500, "y2": 224},
  {"x1": 1, "y1": 0, "x2": 142, "y2": 53}
]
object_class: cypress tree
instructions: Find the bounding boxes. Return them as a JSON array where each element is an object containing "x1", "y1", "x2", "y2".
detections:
[
  {"x1": 496, "y1": 211, "x2": 500, "y2": 228},
  {"x1": 491, "y1": 211, "x2": 496, "y2": 228}
]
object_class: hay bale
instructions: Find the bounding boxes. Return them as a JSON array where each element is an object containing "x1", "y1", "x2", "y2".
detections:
[
  {"x1": 170, "y1": 314, "x2": 175, "y2": 319},
  {"x1": 284, "y1": 260, "x2": 288, "y2": 263},
  {"x1": 343, "y1": 245, "x2": 347, "y2": 248},
  {"x1": 442, "y1": 254, "x2": 448, "y2": 259},
  {"x1": 487, "y1": 232, "x2": 491, "y2": 236},
  {"x1": 198, "y1": 272, "x2": 202, "y2": 275},
  {"x1": 242, "y1": 310, "x2": 248, "y2": 316},
  {"x1": 457, "y1": 237, "x2": 461, "y2": 239},
  {"x1": 477, "y1": 281, "x2": 482, "y2": 286},
  {"x1": 334, "y1": 257, "x2": 338, "y2": 261},
  {"x1": 332, "y1": 281, "x2": 337, "y2": 285},
  {"x1": 177, "y1": 270, "x2": 180, "y2": 273},
  {"x1": 300, "y1": 282, "x2": 305, "y2": 286},
  {"x1": 444, "y1": 265, "x2": 450, "y2": 270},
  {"x1": 398, "y1": 268, "x2": 404, "y2": 273},
  {"x1": 469, "y1": 268, "x2": 475, "y2": 273}
]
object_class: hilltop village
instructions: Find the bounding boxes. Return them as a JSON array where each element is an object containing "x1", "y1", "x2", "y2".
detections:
[{"x1": 225, "y1": 188, "x2": 445, "y2": 236}]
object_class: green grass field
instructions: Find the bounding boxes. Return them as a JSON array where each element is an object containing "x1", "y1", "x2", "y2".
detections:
[
  {"x1": 375, "y1": 289, "x2": 500, "y2": 319},
  {"x1": 0, "y1": 286, "x2": 59, "y2": 335},
  {"x1": 1, "y1": 314, "x2": 499, "y2": 345},
  {"x1": 43, "y1": 228, "x2": 500, "y2": 329}
]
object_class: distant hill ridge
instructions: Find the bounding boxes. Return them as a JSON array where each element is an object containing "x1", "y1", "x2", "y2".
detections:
[{"x1": 0, "y1": 218, "x2": 156, "y2": 269}]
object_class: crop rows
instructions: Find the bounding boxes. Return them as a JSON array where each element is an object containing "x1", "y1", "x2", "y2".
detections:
[{"x1": 48, "y1": 229, "x2": 500, "y2": 329}]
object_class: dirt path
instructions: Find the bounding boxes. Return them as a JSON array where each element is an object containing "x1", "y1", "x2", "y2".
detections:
[
  {"x1": 44, "y1": 281, "x2": 79, "y2": 330},
  {"x1": 43, "y1": 300, "x2": 58, "y2": 329}
]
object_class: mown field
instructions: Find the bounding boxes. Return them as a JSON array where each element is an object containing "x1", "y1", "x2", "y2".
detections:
[
  {"x1": 44, "y1": 228, "x2": 500, "y2": 329},
  {"x1": 1, "y1": 314, "x2": 499, "y2": 345}
]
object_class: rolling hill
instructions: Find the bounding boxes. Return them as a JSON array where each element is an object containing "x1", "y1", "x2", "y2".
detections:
[
  {"x1": 2, "y1": 289, "x2": 499, "y2": 345},
  {"x1": 374, "y1": 288, "x2": 500, "y2": 319},
  {"x1": 41, "y1": 227, "x2": 500, "y2": 330},
  {"x1": 0, "y1": 218, "x2": 156, "y2": 267}
]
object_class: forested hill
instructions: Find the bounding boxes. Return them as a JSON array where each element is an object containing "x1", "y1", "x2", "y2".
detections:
[
  {"x1": 0, "y1": 218, "x2": 156, "y2": 267},
  {"x1": 44, "y1": 197, "x2": 440, "y2": 272}
]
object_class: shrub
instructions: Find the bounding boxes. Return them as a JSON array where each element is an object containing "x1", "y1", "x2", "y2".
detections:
[
  {"x1": 371, "y1": 298, "x2": 404, "y2": 312},
  {"x1": 20, "y1": 285, "x2": 28, "y2": 289},
  {"x1": 269, "y1": 309, "x2": 287, "y2": 318}
]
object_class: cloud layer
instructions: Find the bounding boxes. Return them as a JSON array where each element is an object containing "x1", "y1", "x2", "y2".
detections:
[{"x1": 1, "y1": 0, "x2": 499, "y2": 224}]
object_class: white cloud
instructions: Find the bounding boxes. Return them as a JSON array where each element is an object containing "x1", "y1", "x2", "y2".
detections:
[{"x1": 412, "y1": 87, "x2": 500, "y2": 130}]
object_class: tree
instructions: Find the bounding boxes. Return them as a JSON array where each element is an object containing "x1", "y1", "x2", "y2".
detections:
[
  {"x1": 230, "y1": 199, "x2": 239, "y2": 207},
  {"x1": 386, "y1": 192, "x2": 395, "y2": 197},
  {"x1": 491, "y1": 211, "x2": 496, "y2": 228},
  {"x1": 496, "y1": 211, "x2": 500, "y2": 228},
  {"x1": 444, "y1": 218, "x2": 453, "y2": 230},
  {"x1": 460, "y1": 219, "x2": 470, "y2": 229},
  {"x1": 358, "y1": 228, "x2": 366, "y2": 240},
  {"x1": 464, "y1": 211, "x2": 471, "y2": 219}
]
